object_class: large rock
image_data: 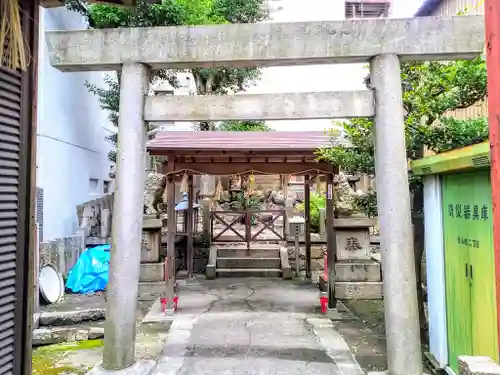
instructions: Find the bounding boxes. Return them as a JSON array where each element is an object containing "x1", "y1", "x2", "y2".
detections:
[{"x1": 459, "y1": 356, "x2": 500, "y2": 375}]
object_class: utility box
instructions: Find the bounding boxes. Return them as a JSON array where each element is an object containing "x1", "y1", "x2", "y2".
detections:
[
  {"x1": 412, "y1": 141, "x2": 499, "y2": 374},
  {"x1": 289, "y1": 216, "x2": 305, "y2": 237}
]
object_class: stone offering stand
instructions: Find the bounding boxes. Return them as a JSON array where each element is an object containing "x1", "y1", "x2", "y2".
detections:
[
  {"x1": 139, "y1": 216, "x2": 165, "y2": 302},
  {"x1": 333, "y1": 218, "x2": 382, "y2": 299}
]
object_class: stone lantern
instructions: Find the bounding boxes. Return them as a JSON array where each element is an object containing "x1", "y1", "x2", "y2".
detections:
[{"x1": 175, "y1": 192, "x2": 200, "y2": 235}]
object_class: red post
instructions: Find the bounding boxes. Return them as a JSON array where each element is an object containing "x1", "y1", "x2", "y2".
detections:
[{"x1": 485, "y1": 0, "x2": 500, "y2": 352}]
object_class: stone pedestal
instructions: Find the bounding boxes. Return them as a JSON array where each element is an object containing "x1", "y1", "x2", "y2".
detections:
[
  {"x1": 139, "y1": 216, "x2": 165, "y2": 301},
  {"x1": 333, "y1": 218, "x2": 383, "y2": 300},
  {"x1": 335, "y1": 218, "x2": 374, "y2": 261},
  {"x1": 141, "y1": 218, "x2": 161, "y2": 263}
]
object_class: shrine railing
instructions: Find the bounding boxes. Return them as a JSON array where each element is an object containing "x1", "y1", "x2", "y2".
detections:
[{"x1": 210, "y1": 209, "x2": 285, "y2": 244}]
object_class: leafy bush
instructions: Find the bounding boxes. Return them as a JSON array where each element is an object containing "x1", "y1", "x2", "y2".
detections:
[
  {"x1": 422, "y1": 117, "x2": 488, "y2": 154},
  {"x1": 353, "y1": 190, "x2": 378, "y2": 218},
  {"x1": 217, "y1": 120, "x2": 272, "y2": 132},
  {"x1": 296, "y1": 193, "x2": 326, "y2": 233}
]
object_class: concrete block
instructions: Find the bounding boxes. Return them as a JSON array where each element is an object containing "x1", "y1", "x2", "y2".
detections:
[
  {"x1": 206, "y1": 265, "x2": 216, "y2": 280},
  {"x1": 143, "y1": 216, "x2": 162, "y2": 230},
  {"x1": 140, "y1": 262, "x2": 165, "y2": 282},
  {"x1": 141, "y1": 298, "x2": 174, "y2": 331},
  {"x1": 88, "y1": 326, "x2": 105, "y2": 340},
  {"x1": 46, "y1": 16, "x2": 484, "y2": 71},
  {"x1": 33, "y1": 327, "x2": 90, "y2": 346},
  {"x1": 335, "y1": 281, "x2": 383, "y2": 300},
  {"x1": 39, "y1": 308, "x2": 106, "y2": 326},
  {"x1": 216, "y1": 257, "x2": 281, "y2": 269},
  {"x1": 145, "y1": 91, "x2": 374, "y2": 122},
  {"x1": 335, "y1": 261, "x2": 381, "y2": 282},
  {"x1": 86, "y1": 360, "x2": 156, "y2": 375},
  {"x1": 206, "y1": 245, "x2": 217, "y2": 280},
  {"x1": 459, "y1": 356, "x2": 500, "y2": 375},
  {"x1": 280, "y1": 247, "x2": 292, "y2": 280},
  {"x1": 138, "y1": 282, "x2": 165, "y2": 301}
]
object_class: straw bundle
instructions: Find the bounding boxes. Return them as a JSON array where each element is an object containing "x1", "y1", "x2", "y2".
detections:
[
  {"x1": 0, "y1": 0, "x2": 28, "y2": 71},
  {"x1": 214, "y1": 178, "x2": 223, "y2": 201},
  {"x1": 248, "y1": 174, "x2": 256, "y2": 194},
  {"x1": 180, "y1": 173, "x2": 188, "y2": 193}
]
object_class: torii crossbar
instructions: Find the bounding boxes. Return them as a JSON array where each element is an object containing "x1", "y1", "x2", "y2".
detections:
[{"x1": 45, "y1": 15, "x2": 484, "y2": 375}]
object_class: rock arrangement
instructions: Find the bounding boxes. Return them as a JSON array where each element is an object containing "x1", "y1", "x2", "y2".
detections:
[{"x1": 333, "y1": 171, "x2": 366, "y2": 217}]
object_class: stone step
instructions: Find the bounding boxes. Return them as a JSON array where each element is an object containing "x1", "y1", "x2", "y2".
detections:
[
  {"x1": 217, "y1": 248, "x2": 280, "y2": 258},
  {"x1": 217, "y1": 257, "x2": 281, "y2": 269},
  {"x1": 138, "y1": 281, "x2": 165, "y2": 301},
  {"x1": 335, "y1": 281, "x2": 383, "y2": 300},
  {"x1": 216, "y1": 268, "x2": 282, "y2": 278},
  {"x1": 140, "y1": 262, "x2": 165, "y2": 282},
  {"x1": 335, "y1": 261, "x2": 381, "y2": 282}
]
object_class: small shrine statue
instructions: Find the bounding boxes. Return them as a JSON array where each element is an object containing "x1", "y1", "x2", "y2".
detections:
[{"x1": 144, "y1": 172, "x2": 167, "y2": 217}]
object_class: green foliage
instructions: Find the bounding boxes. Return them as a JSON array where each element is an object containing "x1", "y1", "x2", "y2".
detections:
[
  {"x1": 420, "y1": 117, "x2": 488, "y2": 154},
  {"x1": 317, "y1": 56, "x2": 488, "y2": 216},
  {"x1": 353, "y1": 190, "x2": 378, "y2": 218},
  {"x1": 232, "y1": 192, "x2": 261, "y2": 224},
  {"x1": 296, "y1": 193, "x2": 326, "y2": 233},
  {"x1": 217, "y1": 120, "x2": 272, "y2": 132},
  {"x1": 318, "y1": 119, "x2": 375, "y2": 175},
  {"x1": 318, "y1": 56, "x2": 487, "y2": 188}
]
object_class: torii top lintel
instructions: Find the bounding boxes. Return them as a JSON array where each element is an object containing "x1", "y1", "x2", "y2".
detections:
[{"x1": 45, "y1": 16, "x2": 484, "y2": 72}]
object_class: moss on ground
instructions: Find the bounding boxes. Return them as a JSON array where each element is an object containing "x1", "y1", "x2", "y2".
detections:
[{"x1": 32, "y1": 340, "x2": 103, "y2": 375}]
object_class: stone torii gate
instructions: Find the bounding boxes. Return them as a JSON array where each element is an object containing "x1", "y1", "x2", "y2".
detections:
[{"x1": 46, "y1": 15, "x2": 484, "y2": 375}]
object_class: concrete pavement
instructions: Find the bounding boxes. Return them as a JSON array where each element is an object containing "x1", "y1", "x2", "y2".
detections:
[{"x1": 153, "y1": 277, "x2": 363, "y2": 375}]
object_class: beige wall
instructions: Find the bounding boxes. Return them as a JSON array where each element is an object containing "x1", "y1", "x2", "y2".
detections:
[{"x1": 428, "y1": 0, "x2": 484, "y2": 16}]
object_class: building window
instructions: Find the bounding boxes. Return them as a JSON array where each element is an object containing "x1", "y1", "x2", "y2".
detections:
[
  {"x1": 345, "y1": 1, "x2": 391, "y2": 19},
  {"x1": 154, "y1": 90, "x2": 174, "y2": 96},
  {"x1": 89, "y1": 178, "x2": 99, "y2": 194},
  {"x1": 103, "y1": 181, "x2": 111, "y2": 194}
]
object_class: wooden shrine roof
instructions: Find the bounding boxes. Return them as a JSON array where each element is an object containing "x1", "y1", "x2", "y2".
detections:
[
  {"x1": 148, "y1": 131, "x2": 342, "y2": 176},
  {"x1": 147, "y1": 131, "x2": 341, "y2": 154}
]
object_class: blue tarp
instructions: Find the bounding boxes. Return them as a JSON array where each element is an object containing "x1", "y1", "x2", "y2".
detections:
[{"x1": 66, "y1": 244, "x2": 110, "y2": 294}]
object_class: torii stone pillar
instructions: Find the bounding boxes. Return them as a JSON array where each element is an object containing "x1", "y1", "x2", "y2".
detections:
[
  {"x1": 371, "y1": 54, "x2": 422, "y2": 375},
  {"x1": 103, "y1": 63, "x2": 150, "y2": 371}
]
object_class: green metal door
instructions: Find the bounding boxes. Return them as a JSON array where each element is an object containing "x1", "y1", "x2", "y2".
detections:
[
  {"x1": 442, "y1": 173, "x2": 473, "y2": 372},
  {"x1": 467, "y1": 171, "x2": 498, "y2": 363},
  {"x1": 442, "y1": 170, "x2": 498, "y2": 372}
]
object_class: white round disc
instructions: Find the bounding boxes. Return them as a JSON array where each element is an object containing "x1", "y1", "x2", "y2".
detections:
[{"x1": 39, "y1": 265, "x2": 64, "y2": 304}]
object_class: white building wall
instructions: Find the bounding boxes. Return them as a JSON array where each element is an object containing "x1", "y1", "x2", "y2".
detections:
[
  {"x1": 151, "y1": 72, "x2": 197, "y2": 131},
  {"x1": 37, "y1": 7, "x2": 114, "y2": 241}
]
